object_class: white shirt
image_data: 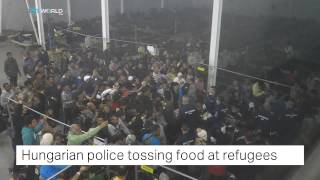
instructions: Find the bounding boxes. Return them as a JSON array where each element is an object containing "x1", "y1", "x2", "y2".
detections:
[{"x1": 0, "y1": 90, "x2": 14, "y2": 108}]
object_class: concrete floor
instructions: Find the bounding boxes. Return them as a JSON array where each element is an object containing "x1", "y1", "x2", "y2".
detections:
[
  {"x1": 0, "y1": 40, "x2": 25, "y2": 179},
  {"x1": 288, "y1": 141, "x2": 320, "y2": 180}
]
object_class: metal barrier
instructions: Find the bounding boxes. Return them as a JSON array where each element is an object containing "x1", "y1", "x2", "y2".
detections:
[
  {"x1": 7, "y1": 97, "x2": 200, "y2": 180},
  {"x1": 47, "y1": 165, "x2": 72, "y2": 180},
  {"x1": 7, "y1": 97, "x2": 106, "y2": 143},
  {"x1": 193, "y1": 62, "x2": 292, "y2": 88}
]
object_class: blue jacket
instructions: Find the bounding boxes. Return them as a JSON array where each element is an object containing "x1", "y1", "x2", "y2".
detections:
[
  {"x1": 142, "y1": 133, "x2": 161, "y2": 145},
  {"x1": 21, "y1": 123, "x2": 44, "y2": 145},
  {"x1": 40, "y1": 165, "x2": 67, "y2": 180}
]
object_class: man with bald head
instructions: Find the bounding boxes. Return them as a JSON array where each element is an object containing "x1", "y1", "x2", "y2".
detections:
[{"x1": 67, "y1": 121, "x2": 108, "y2": 145}]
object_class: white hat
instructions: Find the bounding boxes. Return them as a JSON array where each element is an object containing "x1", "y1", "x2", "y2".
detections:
[
  {"x1": 128, "y1": 76, "x2": 134, "y2": 81},
  {"x1": 196, "y1": 128, "x2": 207, "y2": 141},
  {"x1": 40, "y1": 133, "x2": 54, "y2": 145},
  {"x1": 83, "y1": 75, "x2": 91, "y2": 82}
]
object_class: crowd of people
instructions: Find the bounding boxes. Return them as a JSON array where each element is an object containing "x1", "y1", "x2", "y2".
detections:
[{"x1": 0, "y1": 7, "x2": 320, "y2": 180}]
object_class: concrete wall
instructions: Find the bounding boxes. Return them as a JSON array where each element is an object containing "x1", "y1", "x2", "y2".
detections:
[{"x1": 1, "y1": 0, "x2": 320, "y2": 31}]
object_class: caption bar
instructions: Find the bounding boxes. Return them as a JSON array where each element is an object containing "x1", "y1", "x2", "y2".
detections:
[{"x1": 16, "y1": 145, "x2": 304, "y2": 166}]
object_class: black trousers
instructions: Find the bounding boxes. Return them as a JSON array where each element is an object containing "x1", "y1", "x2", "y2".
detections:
[{"x1": 9, "y1": 76, "x2": 18, "y2": 87}]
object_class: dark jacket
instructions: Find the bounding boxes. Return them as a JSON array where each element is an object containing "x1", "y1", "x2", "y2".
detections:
[
  {"x1": 39, "y1": 50, "x2": 49, "y2": 66},
  {"x1": 12, "y1": 104, "x2": 24, "y2": 146},
  {"x1": 4, "y1": 57, "x2": 20, "y2": 77},
  {"x1": 175, "y1": 132, "x2": 195, "y2": 145},
  {"x1": 179, "y1": 104, "x2": 199, "y2": 128}
]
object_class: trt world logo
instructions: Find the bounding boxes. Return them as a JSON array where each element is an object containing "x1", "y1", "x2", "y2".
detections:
[{"x1": 28, "y1": 7, "x2": 64, "y2": 16}]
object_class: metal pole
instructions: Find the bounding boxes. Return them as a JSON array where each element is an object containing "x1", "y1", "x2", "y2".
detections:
[
  {"x1": 291, "y1": 0, "x2": 295, "y2": 18},
  {"x1": 0, "y1": 0, "x2": 2, "y2": 35},
  {"x1": 67, "y1": 0, "x2": 72, "y2": 26},
  {"x1": 160, "y1": 166, "x2": 198, "y2": 180},
  {"x1": 134, "y1": 25, "x2": 137, "y2": 43},
  {"x1": 208, "y1": 0, "x2": 223, "y2": 88},
  {"x1": 135, "y1": 166, "x2": 138, "y2": 180},
  {"x1": 107, "y1": 166, "x2": 110, "y2": 180},
  {"x1": 101, "y1": 0, "x2": 110, "y2": 51},
  {"x1": 174, "y1": 17, "x2": 177, "y2": 34},
  {"x1": 161, "y1": 0, "x2": 164, "y2": 9},
  {"x1": 6, "y1": 97, "x2": 108, "y2": 142},
  {"x1": 47, "y1": 165, "x2": 72, "y2": 180},
  {"x1": 120, "y1": 0, "x2": 124, "y2": 14},
  {"x1": 35, "y1": 0, "x2": 46, "y2": 50},
  {"x1": 25, "y1": 0, "x2": 40, "y2": 44}
]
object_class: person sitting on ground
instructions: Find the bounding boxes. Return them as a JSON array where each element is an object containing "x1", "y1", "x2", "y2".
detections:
[{"x1": 67, "y1": 121, "x2": 108, "y2": 145}]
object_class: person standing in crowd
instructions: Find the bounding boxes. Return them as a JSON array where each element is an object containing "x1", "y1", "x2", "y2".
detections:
[
  {"x1": 44, "y1": 76, "x2": 61, "y2": 118},
  {"x1": 0, "y1": 83, "x2": 13, "y2": 109},
  {"x1": 19, "y1": 113, "x2": 48, "y2": 179},
  {"x1": 178, "y1": 96, "x2": 199, "y2": 130},
  {"x1": 39, "y1": 133, "x2": 67, "y2": 180},
  {"x1": 37, "y1": 47, "x2": 49, "y2": 67},
  {"x1": 61, "y1": 85, "x2": 74, "y2": 125},
  {"x1": 22, "y1": 51, "x2": 34, "y2": 79},
  {"x1": 5, "y1": 10, "x2": 320, "y2": 180},
  {"x1": 142, "y1": 124, "x2": 161, "y2": 145},
  {"x1": 21, "y1": 115, "x2": 47, "y2": 145},
  {"x1": 4, "y1": 52, "x2": 21, "y2": 86},
  {"x1": 108, "y1": 115, "x2": 131, "y2": 143},
  {"x1": 175, "y1": 124, "x2": 195, "y2": 145},
  {"x1": 67, "y1": 121, "x2": 108, "y2": 145}
]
